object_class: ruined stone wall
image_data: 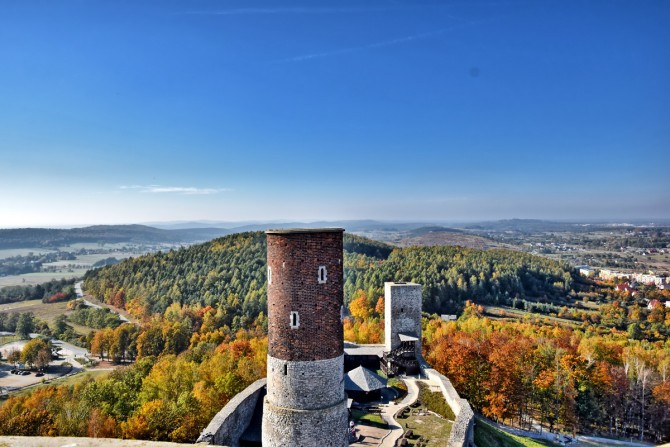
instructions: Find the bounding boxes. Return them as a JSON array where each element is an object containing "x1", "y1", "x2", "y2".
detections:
[
  {"x1": 423, "y1": 364, "x2": 475, "y2": 447},
  {"x1": 196, "y1": 379, "x2": 266, "y2": 446}
]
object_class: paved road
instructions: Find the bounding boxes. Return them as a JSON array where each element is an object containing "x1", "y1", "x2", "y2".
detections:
[{"x1": 76, "y1": 281, "x2": 130, "y2": 322}]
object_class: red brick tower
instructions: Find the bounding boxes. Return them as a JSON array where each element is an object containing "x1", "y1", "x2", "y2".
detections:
[{"x1": 262, "y1": 228, "x2": 348, "y2": 447}]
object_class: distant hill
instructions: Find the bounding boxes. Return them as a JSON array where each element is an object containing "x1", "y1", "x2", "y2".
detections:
[
  {"x1": 150, "y1": 220, "x2": 438, "y2": 233},
  {"x1": 0, "y1": 225, "x2": 231, "y2": 249},
  {"x1": 396, "y1": 226, "x2": 507, "y2": 250},
  {"x1": 463, "y1": 219, "x2": 584, "y2": 233},
  {"x1": 84, "y1": 231, "x2": 575, "y2": 325}
]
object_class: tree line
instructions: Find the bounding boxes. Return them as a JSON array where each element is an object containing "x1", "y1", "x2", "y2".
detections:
[
  {"x1": 0, "y1": 231, "x2": 636, "y2": 442},
  {"x1": 423, "y1": 303, "x2": 670, "y2": 443},
  {"x1": 83, "y1": 231, "x2": 577, "y2": 326},
  {"x1": 0, "y1": 278, "x2": 77, "y2": 304}
]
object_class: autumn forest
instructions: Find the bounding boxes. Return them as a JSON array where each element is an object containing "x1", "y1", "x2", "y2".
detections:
[{"x1": 0, "y1": 232, "x2": 668, "y2": 442}]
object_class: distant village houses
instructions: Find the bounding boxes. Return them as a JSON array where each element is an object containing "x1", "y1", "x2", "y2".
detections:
[
  {"x1": 576, "y1": 265, "x2": 596, "y2": 277},
  {"x1": 598, "y1": 269, "x2": 667, "y2": 286},
  {"x1": 599, "y1": 269, "x2": 630, "y2": 281}
]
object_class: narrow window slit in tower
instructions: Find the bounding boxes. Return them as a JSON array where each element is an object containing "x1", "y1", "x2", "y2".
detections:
[
  {"x1": 284, "y1": 364, "x2": 287, "y2": 375},
  {"x1": 290, "y1": 311, "x2": 299, "y2": 329},
  {"x1": 318, "y1": 266, "x2": 327, "y2": 284}
]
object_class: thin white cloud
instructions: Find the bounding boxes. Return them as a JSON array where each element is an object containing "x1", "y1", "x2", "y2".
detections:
[
  {"x1": 120, "y1": 185, "x2": 232, "y2": 195},
  {"x1": 281, "y1": 28, "x2": 450, "y2": 63},
  {"x1": 278, "y1": 13, "x2": 513, "y2": 63},
  {"x1": 182, "y1": 6, "x2": 415, "y2": 16}
]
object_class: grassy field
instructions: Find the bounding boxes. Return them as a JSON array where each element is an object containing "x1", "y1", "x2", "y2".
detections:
[
  {"x1": 0, "y1": 299, "x2": 95, "y2": 335},
  {"x1": 0, "y1": 334, "x2": 19, "y2": 346},
  {"x1": 0, "y1": 248, "x2": 56, "y2": 259},
  {"x1": 403, "y1": 413, "x2": 453, "y2": 446},
  {"x1": 475, "y1": 417, "x2": 561, "y2": 447},
  {"x1": 66, "y1": 242, "x2": 132, "y2": 250},
  {"x1": 0, "y1": 270, "x2": 88, "y2": 287},
  {"x1": 483, "y1": 306, "x2": 584, "y2": 328},
  {"x1": 50, "y1": 369, "x2": 112, "y2": 387},
  {"x1": 0, "y1": 248, "x2": 143, "y2": 288},
  {"x1": 0, "y1": 299, "x2": 72, "y2": 324},
  {"x1": 351, "y1": 409, "x2": 387, "y2": 428},
  {"x1": 5, "y1": 369, "x2": 113, "y2": 401},
  {"x1": 637, "y1": 252, "x2": 670, "y2": 272}
]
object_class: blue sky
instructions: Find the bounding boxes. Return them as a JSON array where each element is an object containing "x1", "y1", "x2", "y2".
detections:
[{"x1": 1, "y1": 0, "x2": 668, "y2": 227}]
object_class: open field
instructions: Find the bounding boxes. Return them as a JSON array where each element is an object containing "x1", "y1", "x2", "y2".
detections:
[
  {"x1": 397, "y1": 233, "x2": 512, "y2": 250},
  {"x1": 28, "y1": 369, "x2": 112, "y2": 392},
  {"x1": 0, "y1": 244, "x2": 150, "y2": 288},
  {"x1": 403, "y1": 413, "x2": 453, "y2": 446},
  {"x1": 483, "y1": 306, "x2": 584, "y2": 328},
  {"x1": 0, "y1": 299, "x2": 95, "y2": 335},
  {"x1": 66, "y1": 242, "x2": 134, "y2": 250},
  {"x1": 0, "y1": 299, "x2": 70, "y2": 324},
  {"x1": 0, "y1": 270, "x2": 88, "y2": 287},
  {"x1": 0, "y1": 248, "x2": 56, "y2": 259}
]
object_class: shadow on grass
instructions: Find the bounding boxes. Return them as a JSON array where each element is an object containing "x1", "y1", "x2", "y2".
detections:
[{"x1": 352, "y1": 409, "x2": 389, "y2": 429}]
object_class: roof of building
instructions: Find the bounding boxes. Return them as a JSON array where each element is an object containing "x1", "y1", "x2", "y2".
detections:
[
  {"x1": 398, "y1": 333, "x2": 419, "y2": 342},
  {"x1": 343, "y1": 342, "x2": 385, "y2": 357},
  {"x1": 344, "y1": 366, "x2": 387, "y2": 392}
]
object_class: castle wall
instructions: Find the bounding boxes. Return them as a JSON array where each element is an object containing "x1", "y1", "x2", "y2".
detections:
[
  {"x1": 262, "y1": 398, "x2": 349, "y2": 447},
  {"x1": 196, "y1": 378, "x2": 266, "y2": 446},
  {"x1": 266, "y1": 354, "x2": 344, "y2": 409},
  {"x1": 422, "y1": 364, "x2": 475, "y2": 447},
  {"x1": 266, "y1": 229, "x2": 344, "y2": 361},
  {"x1": 384, "y1": 282, "x2": 422, "y2": 355}
]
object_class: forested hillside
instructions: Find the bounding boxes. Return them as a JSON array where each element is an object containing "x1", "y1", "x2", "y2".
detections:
[
  {"x1": 84, "y1": 231, "x2": 575, "y2": 325},
  {"x1": 0, "y1": 225, "x2": 230, "y2": 249},
  {"x1": 2, "y1": 231, "x2": 668, "y2": 443}
]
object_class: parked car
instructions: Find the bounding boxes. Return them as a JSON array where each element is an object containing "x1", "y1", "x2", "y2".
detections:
[
  {"x1": 19, "y1": 371, "x2": 30, "y2": 376},
  {"x1": 10, "y1": 370, "x2": 18, "y2": 374},
  {"x1": 35, "y1": 372, "x2": 44, "y2": 377}
]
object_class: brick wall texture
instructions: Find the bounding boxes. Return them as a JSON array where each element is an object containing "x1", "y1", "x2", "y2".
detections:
[{"x1": 266, "y1": 229, "x2": 344, "y2": 361}]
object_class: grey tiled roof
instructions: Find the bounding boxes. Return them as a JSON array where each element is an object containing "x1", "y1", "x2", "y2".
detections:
[{"x1": 344, "y1": 366, "x2": 387, "y2": 392}]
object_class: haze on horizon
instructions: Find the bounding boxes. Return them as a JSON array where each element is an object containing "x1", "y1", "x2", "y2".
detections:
[{"x1": 1, "y1": 0, "x2": 668, "y2": 229}]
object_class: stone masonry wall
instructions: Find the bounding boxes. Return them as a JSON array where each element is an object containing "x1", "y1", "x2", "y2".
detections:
[
  {"x1": 262, "y1": 397, "x2": 349, "y2": 447},
  {"x1": 422, "y1": 364, "x2": 475, "y2": 447},
  {"x1": 196, "y1": 378, "x2": 266, "y2": 446},
  {"x1": 266, "y1": 354, "x2": 344, "y2": 409},
  {"x1": 385, "y1": 282, "x2": 422, "y2": 355}
]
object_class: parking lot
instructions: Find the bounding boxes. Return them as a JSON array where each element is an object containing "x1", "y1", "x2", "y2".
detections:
[{"x1": 0, "y1": 336, "x2": 88, "y2": 393}]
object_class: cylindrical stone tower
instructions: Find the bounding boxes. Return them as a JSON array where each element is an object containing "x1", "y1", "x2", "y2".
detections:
[{"x1": 262, "y1": 228, "x2": 349, "y2": 447}]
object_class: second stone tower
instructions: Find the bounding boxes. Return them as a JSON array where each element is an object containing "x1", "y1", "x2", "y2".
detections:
[{"x1": 262, "y1": 228, "x2": 348, "y2": 447}]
